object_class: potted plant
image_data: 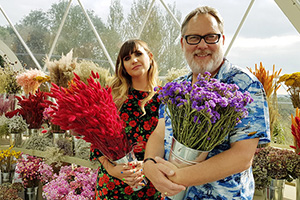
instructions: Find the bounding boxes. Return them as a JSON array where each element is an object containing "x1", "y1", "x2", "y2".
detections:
[
  {"x1": 6, "y1": 114, "x2": 28, "y2": 146},
  {"x1": 253, "y1": 146, "x2": 300, "y2": 199},
  {"x1": 0, "y1": 146, "x2": 22, "y2": 183},
  {"x1": 42, "y1": 165, "x2": 97, "y2": 199},
  {"x1": 15, "y1": 155, "x2": 53, "y2": 199}
]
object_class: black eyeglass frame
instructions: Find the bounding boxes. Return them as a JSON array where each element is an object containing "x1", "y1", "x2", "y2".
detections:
[{"x1": 184, "y1": 34, "x2": 222, "y2": 45}]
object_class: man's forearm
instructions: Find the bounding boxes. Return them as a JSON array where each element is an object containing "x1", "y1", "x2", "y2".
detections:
[{"x1": 170, "y1": 138, "x2": 259, "y2": 187}]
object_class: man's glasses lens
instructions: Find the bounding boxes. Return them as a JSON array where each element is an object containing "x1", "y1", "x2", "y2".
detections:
[{"x1": 184, "y1": 34, "x2": 221, "y2": 45}]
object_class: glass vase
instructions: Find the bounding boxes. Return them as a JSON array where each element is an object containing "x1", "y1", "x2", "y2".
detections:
[
  {"x1": 113, "y1": 149, "x2": 148, "y2": 191},
  {"x1": 168, "y1": 137, "x2": 209, "y2": 200},
  {"x1": 264, "y1": 178, "x2": 285, "y2": 200}
]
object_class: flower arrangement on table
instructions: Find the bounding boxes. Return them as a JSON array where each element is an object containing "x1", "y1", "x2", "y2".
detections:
[
  {"x1": 6, "y1": 114, "x2": 27, "y2": 134},
  {"x1": 45, "y1": 49, "x2": 77, "y2": 88},
  {"x1": 291, "y1": 107, "x2": 300, "y2": 154},
  {"x1": 157, "y1": 72, "x2": 253, "y2": 151},
  {"x1": 0, "y1": 145, "x2": 22, "y2": 173},
  {"x1": 0, "y1": 56, "x2": 23, "y2": 95},
  {"x1": 43, "y1": 107, "x2": 65, "y2": 134},
  {"x1": 16, "y1": 155, "x2": 53, "y2": 188},
  {"x1": 252, "y1": 146, "x2": 300, "y2": 190},
  {"x1": 0, "y1": 182, "x2": 23, "y2": 200},
  {"x1": 42, "y1": 165, "x2": 97, "y2": 199},
  {"x1": 247, "y1": 62, "x2": 282, "y2": 140},
  {"x1": 16, "y1": 68, "x2": 48, "y2": 95},
  {"x1": 48, "y1": 71, "x2": 131, "y2": 161},
  {"x1": 278, "y1": 72, "x2": 300, "y2": 108},
  {"x1": 73, "y1": 59, "x2": 111, "y2": 86},
  {"x1": 5, "y1": 89, "x2": 54, "y2": 129},
  {"x1": 0, "y1": 94, "x2": 15, "y2": 116}
]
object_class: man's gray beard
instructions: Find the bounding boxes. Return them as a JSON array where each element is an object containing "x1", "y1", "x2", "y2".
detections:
[
  {"x1": 188, "y1": 59, "x2": 214, "y2": 75},
  {"x1": 185, "y1": 49, "x2": 223, "y2": 76}
]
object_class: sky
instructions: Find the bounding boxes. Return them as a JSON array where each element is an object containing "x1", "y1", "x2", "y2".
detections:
[{"x1": 1, "y1": 0, "x2": 300, "y2": 94}]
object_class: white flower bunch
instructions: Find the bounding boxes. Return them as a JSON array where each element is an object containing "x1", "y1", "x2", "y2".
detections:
[{"x1": 7, "y1": 114, "x2": 27, "y2": 133}]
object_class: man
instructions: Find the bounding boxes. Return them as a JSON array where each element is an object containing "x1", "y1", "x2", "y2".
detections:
[{"x1": 143, "y1": 6, "x2": 270, "y2": 199}]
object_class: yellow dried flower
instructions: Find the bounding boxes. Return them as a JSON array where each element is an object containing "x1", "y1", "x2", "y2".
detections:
[{"x1": 278, "y1": 72, "x2": 300, "y2": 108}]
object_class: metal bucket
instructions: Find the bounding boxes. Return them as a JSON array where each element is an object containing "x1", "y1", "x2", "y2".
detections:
[
  {"x1": 265, "y1": 179, "x2": 285, "y2": 200},
  {"x1": 168, "y1": 137, "x2": 209, "y2": 200},
  {"x1": 24, "y1": 186, "x2": 38, "y2": 200}
]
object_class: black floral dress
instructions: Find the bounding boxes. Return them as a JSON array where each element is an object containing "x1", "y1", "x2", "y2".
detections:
[{"x1": 90, "y1": 88, "x2": 162, "y2": 200}]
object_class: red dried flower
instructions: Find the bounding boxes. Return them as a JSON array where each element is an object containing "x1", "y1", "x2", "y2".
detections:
[
  {"x1": 6, "y1": 89, "x2": 54, "y2": 129},
  {"x1": 48, "y1": 72, "x2": 131, "y2": 161}
]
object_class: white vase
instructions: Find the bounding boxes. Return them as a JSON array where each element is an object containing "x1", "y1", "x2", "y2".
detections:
[{"x1": 168, "y1": 137, "x2": 209, "y2": 200}]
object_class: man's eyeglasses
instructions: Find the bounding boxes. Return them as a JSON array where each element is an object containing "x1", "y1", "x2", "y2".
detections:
[{"x1": 184, "y1": 34, "x2": 221, "y2": 45}]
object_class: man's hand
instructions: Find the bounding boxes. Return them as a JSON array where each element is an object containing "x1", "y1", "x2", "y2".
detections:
[{"x1": 143, "y1": 157, "x2": 186, "y2": 197}]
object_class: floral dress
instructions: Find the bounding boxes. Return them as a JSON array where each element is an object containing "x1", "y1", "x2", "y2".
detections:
[{"x1": 90, "y1": 88, "x2": 162, "y2": 200}]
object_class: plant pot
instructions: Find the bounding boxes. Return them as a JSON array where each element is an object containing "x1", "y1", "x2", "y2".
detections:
[
  {"x1": 113, "y1": 149, "x2": 147, "y2": 191},
  {"x1": 24, "y1": 186, "x2": 38, "y2": 200},
  {"x1": 168, "y1": 137, "x2": 209, "y2": 200},
  {"x1": 265, "y1": 178, "x2": 285, "y2": 200},
  {"x1": 10, "y1": 133, "x2": 22, "y2": 147}
]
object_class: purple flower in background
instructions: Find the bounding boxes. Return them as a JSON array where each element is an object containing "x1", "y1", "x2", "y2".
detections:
[{"x1": 157, "y1": 72, "x2": 253, "y2": 151}]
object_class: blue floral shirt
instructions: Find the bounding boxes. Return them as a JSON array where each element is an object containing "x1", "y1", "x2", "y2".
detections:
[{"x1": 161, "y1": 59, "x2": 271, "y2": 200}]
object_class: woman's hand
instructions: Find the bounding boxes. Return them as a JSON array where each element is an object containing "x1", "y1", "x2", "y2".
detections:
[{"x1": 99, "y1": 157, "x2": 145, "y2": 188}]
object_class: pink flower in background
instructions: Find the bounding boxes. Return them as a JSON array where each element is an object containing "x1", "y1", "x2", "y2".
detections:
[{"x1": 16, "y1": 69, "x2": 46, "y2": 94}]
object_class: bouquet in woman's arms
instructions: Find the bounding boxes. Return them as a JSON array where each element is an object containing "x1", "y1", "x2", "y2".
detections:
[
  {"x1": 158, "y1": 72, "x2": 253, "y2": 151},
  {"x1": 48, "y1": 72, "x2": 131, "y2": 161}
]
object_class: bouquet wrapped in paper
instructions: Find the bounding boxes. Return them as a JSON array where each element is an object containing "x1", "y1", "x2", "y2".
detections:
[
  {"x1": 158, "y1": 72, "x2": 253, "y2": 151},
  {"x1": 48, "y1": 72, "x2": 131, "y2": 161}
]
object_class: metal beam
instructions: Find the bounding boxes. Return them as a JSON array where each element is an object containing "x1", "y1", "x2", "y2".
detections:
[
  {"x1": 137, "y1": 0, "x2": 156, "y2": 38},
  {"x1": 225, "y1": 0, "x2": 255, "y2": 57},
  {"x1": 159, "y1": 0, "x2": 181, "y2": 29},
  {"x1": 44, "y1": 0, "x2": 73, "y2": 71},
  {"x1": 0, "y1": 5, "x2": 42, "y2": 70},
  {"x1": 77, "y1": 0, "x2": 115, "y2": 72}
]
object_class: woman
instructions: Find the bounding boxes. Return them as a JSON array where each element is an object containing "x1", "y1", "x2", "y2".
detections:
[{"x1": 90, "y1": 39, "x2": 161, "y2": 199}]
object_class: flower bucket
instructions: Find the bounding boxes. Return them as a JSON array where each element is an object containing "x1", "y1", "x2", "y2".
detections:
[
  {"x1": 24, "y1": 186, "x2": 38, "y2": 200},
  {"x1": 25, "y1": 128, "x2": 40, "y2": 137},
  {"x1": 265, "y1": 179, "x2": 285, "y2": 200},
  {"x1": 9, "y1": 133, "x2": 22, "y2": 147},
  {"x1": 1, "y1": 171, "x2": 14, "y2": 183},
  {"x1": 296, "y1": 178, "x2": 300, "y2": 200},
  {"x1": 113, "y1": 149, "x2": 148, "y2": 191},
  {"x1": 53, "y1": 132, "x2": 66, "y2": 146},
  {"x1": 168, "y1": 137, "x2": 209, "y2": 200}
]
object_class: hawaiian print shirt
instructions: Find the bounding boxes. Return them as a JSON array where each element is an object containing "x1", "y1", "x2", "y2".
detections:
[
  {"x1": 163, "y1": 59, "x2": 271, "y2": 200},
  {"x1": 90, "y1": 88, "x2": 162, "y2": 200}
]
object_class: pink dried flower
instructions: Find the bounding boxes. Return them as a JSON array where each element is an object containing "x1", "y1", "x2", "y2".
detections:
[{"x1": 16, "y1": 69, "x2": 46, "y2": 94}]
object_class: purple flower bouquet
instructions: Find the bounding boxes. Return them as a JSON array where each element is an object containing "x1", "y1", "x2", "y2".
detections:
[{"x1": 158, "y1": 72, "x2": 253, "y2": 151}]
